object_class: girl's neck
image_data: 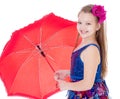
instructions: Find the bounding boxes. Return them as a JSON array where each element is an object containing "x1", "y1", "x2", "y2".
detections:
[
  {"x1": 73, "y1": 38, "x2": 97, "y2": 52},
  {"x1": 73, "y1": 35, "x2": 97, "y2": 52},
  {"x1": 81, "y1": 36, "x2": 97, "y2": 46}
]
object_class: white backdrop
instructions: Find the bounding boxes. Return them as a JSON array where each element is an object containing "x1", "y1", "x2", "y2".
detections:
[{"x1": 0, "y1": 0, "x2": 119, "y2": 99}]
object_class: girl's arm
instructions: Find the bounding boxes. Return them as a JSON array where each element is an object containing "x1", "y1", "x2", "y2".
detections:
[{"x1": 57, "y1": 46, "x2": 100, "y2": 91}]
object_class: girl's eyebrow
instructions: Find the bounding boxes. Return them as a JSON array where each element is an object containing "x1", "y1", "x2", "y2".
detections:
[
  {"x1": 77, "y1": 20, "x2": 92, "y2": 23},
  {"x1": 77, "y1": 20, "x2": 82, "y2": 22}
]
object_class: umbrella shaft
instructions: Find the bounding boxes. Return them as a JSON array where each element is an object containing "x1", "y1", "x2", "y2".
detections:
[
  {"x1": 36, "y1": 45, "x2": 55, "y2": 72},
  {"x1": 36, "y1": 45, "x2": 46, "y2": 57}
]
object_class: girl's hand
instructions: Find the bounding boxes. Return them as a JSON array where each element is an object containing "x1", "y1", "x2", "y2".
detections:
[
  {"x1": 54, "y1": 70, "x2": 70, "y2": 81},
  {"x1": 57, "y1": 79, "x2": 69, "y2": 91}
]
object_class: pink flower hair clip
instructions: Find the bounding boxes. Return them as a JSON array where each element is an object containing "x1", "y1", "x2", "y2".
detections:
[{"x1": 92, "y1": 5, "x2": 106, "y2": 24}]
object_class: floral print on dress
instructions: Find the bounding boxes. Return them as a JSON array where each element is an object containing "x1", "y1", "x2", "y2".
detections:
[{"x1": 68, "y1": 80, "x2": 109, "y2": 99}]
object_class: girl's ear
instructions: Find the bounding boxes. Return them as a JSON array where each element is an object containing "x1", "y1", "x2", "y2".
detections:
[{"x1": 96, "y1": 23, "x2": 101, "y2": 31}]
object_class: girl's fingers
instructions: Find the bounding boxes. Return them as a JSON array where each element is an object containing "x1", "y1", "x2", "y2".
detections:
[{"x1": 54, "y1": 73, "x2": 60, "y2": 81}]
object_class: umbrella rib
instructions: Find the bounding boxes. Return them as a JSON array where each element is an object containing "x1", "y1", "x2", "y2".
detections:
[
  {"x1": 1, "y1": 48, "x2": 37, "y2": 63},
  {"x1": 46, "y1": 54, "x2": 55, "y2": 62},
  {"x1": 38, "y1": 57, "x2": 42, "y2": 97},
  {"x1": 43, "y1": 45, "x2": 73, "y2": 51},
  {"x1": 23, "y1": 35, "x2": 36, "y2": 47},
  {"x1": 41, "y1": 31, "x2": 60, "y2": 49},
  {"x1": 15, "y1": 48, "x2": 34, "y2": 54},
  {"x1": 42, "y1": 45, "x2": 73, "y2": 72},
  {"x1": 41, "y1": 26, "x2": 71, "y2": 49},
  {"x1": 39, "y1": 27, "x2": 42, "y2": 48},
  {"x1": 10, "y1": 49, "x2": 42, "y2": 91},
  {"x1": 19, "y1": 50, "x2": 40, "y2": 65}
]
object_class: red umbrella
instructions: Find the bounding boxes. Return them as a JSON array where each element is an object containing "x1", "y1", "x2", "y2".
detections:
[{"x1": 0, "y1": 13, "x2": 81, "y2": 99}]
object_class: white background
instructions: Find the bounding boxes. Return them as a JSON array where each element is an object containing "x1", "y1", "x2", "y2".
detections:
[{"x1": 0, "y1": 0, "x2": 119, "y2": 99}]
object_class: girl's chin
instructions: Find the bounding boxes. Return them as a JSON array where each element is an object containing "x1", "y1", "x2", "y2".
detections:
[
  {"x1": 81, "y1": 35, "x2": 89, "y2": 39},
  {"x1": 80, "y1": 33, "x2": 87, "y2": 37}
]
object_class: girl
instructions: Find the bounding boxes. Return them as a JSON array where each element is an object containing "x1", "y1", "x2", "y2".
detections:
[{"x1": 54, "y1": 4, "x2": 109, "y2": 99}]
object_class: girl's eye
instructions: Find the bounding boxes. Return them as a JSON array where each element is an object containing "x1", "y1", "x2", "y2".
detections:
[
  {"x1": 86, "y1": 23, "x2": 91, "y2": 25},
  {"x1": 77, "y1": 21, "x2": 82, "y2": 24}
]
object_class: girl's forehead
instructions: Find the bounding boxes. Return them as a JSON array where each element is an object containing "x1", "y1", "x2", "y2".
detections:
[{"x1": 78, "y1": 12, "x2": 96, "y2": 22}]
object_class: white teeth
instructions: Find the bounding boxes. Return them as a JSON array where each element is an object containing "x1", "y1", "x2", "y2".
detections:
[{"x1": 80, "y1": 30, "x2": 88, "y2": 34}]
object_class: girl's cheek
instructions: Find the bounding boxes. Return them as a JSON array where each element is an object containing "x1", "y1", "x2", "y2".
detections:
[{"x1": 77, "y1": 24, "x2": 80, "y2": 32}]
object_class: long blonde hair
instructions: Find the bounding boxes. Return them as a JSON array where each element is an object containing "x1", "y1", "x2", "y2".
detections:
[{"x1": 78, "y1": 4, "x2": 108, "y2": 78}]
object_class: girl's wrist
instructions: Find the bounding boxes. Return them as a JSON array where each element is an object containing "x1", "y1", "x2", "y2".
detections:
[{"x1": 65, "y1": 81, "x2": 72, "y2": 90}]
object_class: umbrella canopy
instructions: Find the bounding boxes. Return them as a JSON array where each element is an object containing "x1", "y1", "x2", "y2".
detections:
[{"x1": 0, "y1": 13, "x2": 81, "y2": 99}]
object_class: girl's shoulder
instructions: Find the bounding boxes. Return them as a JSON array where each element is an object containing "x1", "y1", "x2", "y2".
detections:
[{"x1": 81, "y1": 43, "x2": 100, "y2": 63}]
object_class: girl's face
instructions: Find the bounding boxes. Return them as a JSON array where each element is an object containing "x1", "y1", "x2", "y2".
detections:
[{"x1": 77, "y1": 11, "x2": 100, "y2": 39}]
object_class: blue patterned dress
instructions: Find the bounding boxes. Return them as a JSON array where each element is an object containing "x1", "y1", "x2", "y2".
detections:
[{"x1": 68, "y1": 44, "x2": 109, "y2": 99}]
